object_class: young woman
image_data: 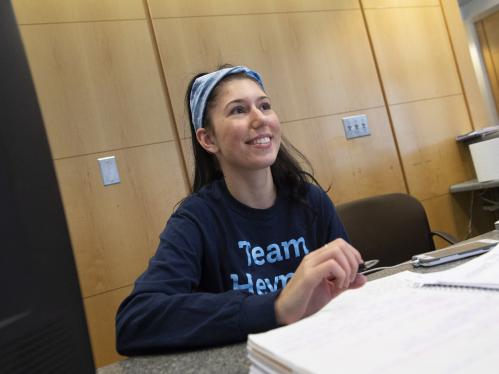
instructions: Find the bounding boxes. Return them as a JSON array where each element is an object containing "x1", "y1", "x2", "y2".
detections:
[{"x1": 116, "y1": 65, "x2": 366, "y2": 355}]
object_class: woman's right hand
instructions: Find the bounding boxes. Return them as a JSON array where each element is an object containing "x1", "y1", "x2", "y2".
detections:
[{"x1": 274, "y1": 238, "x2": 366, "y2": 325}]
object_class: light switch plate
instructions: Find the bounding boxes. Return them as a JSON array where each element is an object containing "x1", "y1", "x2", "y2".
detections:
[
  {"x1": 342, "y1": 114, "x2": 370, "y2": 139},
  {"x1": 97, "y1": 156, "x2": 121, "y2": 186}
]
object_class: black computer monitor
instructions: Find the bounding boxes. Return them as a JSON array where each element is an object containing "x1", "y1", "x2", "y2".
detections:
[{"x1": 0, "y1": 1, "x2": 95, "y2": 373}]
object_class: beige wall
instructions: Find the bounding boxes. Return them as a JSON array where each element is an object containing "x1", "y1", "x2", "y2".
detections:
[{"x1": 12, "y1": 0, "x2": 490, "y2": 367}]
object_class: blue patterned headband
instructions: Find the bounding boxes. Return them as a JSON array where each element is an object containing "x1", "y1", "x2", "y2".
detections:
[{"x1": 189, "y1": 66, "x2": 265, "y2": 131}]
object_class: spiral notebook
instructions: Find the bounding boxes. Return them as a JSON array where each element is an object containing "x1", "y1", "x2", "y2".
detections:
[
  {"x1": 248, "y1": 245, "x2": 499, "y2": 374},
  {"x1": 413, "y1": 243, "x2": 499, "y2": 291}
]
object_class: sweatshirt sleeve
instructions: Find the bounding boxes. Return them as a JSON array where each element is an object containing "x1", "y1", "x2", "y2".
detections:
[
  {"x1": 314, "y1": 186, "x2": 349, "y2": 244},
  {"x1": 326, "y1": 195, "x2": 349, "y2": 243},
  {"x1": 115, "y1": 208, "x2": 279, "y2": 355}
]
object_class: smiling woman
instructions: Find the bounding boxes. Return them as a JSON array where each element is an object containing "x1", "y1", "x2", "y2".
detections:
[
  {"x1": 115, "y1": 65, "x2": 366, "y2": 355},
  {"x1": 196, "y1": 76, "x2": 281, "y2": 209}
]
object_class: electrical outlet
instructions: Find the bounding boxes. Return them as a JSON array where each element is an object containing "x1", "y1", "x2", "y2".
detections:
[
  {"x1": 342, "y1": 114, "x2": 370, "y2": 139},
  {"x1": 98, "y1": 156, "x2": 121, "y2": 186}
]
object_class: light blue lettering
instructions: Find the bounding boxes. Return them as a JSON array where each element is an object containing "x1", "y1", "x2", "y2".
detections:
[
  {"x1": 238, "y1": 241, "x2": 252, "y2": 266},
  {"x1": 230, "y1": 273, "x2": 295, "y2": 294},
  {"x1": 266, "y1": 243, "x2": 283, "y2": 263},
  {"x1": 281, "y1": 237, "x2": 309, "y2": 259},
  {"x1": 264, "y1": 276, "x2": 280, "y2": 292},
  {"x1": 255, "y1": 279, "x2": 267, "y2": 295},
  {"x1": 252, "y1": 246, "x2": 265, "y2": 266},
  {"x1": 278, "y1": 272, "x2": 294, "y2": 287},
  {"x1": 231, "y1": 273, "x2": 254, "y2": 294}
]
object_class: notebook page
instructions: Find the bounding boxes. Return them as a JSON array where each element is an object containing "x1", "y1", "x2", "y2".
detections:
[
  {"x1": 415, "y1": 244, "x2": 499, "y2": 289},
  {"x1": 248, "y1": 271, "x2": 499, "y2": 374}
]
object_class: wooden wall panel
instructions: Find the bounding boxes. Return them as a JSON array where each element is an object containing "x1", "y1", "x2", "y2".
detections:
[
  {"x1": 389, "y1": 95, "x2": 474, "y2": 200},
  {"x1": 283, "y1": 107, "x2": 407, "y2": 204},
  {"x1": 55, "y1": 142, "x2": 188, "y2": 298},
  {"x1": 364, "y1": 3, "x2": 484, "y2": 242},
  {"x1": 84, "y1": 287, "x2": 132, "y2": 367},
  {"x1": 153, "y1": 10, "x2": 384, "y2": 138},
  {"x1": 477, "y1": 10, "x2": 499, "y2": 116},
  {"x1": 148, "y1": 0, "x2": 359, "y2": 18},
  {"x1": 362, "y1": 0, "x2": 439, "y2": 8},
  {"x1": 181, "y1": 138, "x2": 195, "y2": 186},
  {"x1": 365, "y1": 6, "x2": 461, "y2": 104},
  {"x1": 12, "y1": 0, "x2": 145, "y2": 24},
  {"x1": 422, "y1": 194, "x2": 470, "y2": 246},
  {"x1": 19, "y1": 20, "x2": 173, "y2": 159},
  {"x1": 440, "y1": 0, "x2": 495, "y2": 129}
]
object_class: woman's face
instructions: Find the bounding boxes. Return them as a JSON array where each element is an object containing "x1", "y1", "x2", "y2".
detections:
[{"x1": 201, "y1": 78, "x2": 281, "y2": 175}]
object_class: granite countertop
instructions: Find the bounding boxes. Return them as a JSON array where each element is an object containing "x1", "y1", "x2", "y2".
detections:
[
  {"x1": 98, "y1": 342, "x2": 248, "y2": 374},
  {"x1": 98, "y1": 230, "x2": 499, "y2": 374}
]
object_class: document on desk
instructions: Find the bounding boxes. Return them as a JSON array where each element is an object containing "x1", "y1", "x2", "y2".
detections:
[
  {"x1": 414, "y1": 243, "x2": 499, "y2": 290},
  {"x1": 248, "y1": 270, "x2": 499, "y2": 374}
]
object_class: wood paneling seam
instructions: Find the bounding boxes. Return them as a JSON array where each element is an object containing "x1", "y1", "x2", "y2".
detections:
[
  {"x1": 17, "y1": 18, "x2": 147, "y2": 26},
  {"x1": 279, "y1": 105, "x2": 387, "y2": 125},
  {"x1": 388, "y1": 93, "x2": 464, "y2": 107},
  {"x1": 143, "y1": 0, "x2": 191, "y2": 194},
  {"x1": 52, "y1": 140, "x2": 178, "y2": 161},
  {"x1": 362, "y1": 5, "x2": 439, "y2": 10},
  {"x1": 359, "y1": 0, "x2": 410, "y2": 194},
  {"x1": 481, "y1": 21, "x2": 499, "y2": 93},
  {"x1": 438, "y1": 0, "x2": 475, "y2": 130},
  {"x1": 149, "y1": 8, "x2": 361, "y2": 20},
  {"x1": 419, "y1": 192, "x2": 455, "y2": 203},
  {"x1": 83, "y1": 284, "x2": 134, "y2": 299}
]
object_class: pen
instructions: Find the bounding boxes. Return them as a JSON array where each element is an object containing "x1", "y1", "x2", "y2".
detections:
[
  {"x1": 358, "y1": 259, "x2": 379, "y2": 273},
  {"x1": 327, "y1": 260, "x2": 380, "y2": 284}
]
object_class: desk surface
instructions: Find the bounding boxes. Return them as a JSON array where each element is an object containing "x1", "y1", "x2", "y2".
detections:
[
  {"x1": 449, "y1": 178, "x2": 499, "y2": 193},
  {"x1": 98, "y1": 230, "x2": 499, "y2": 374}
]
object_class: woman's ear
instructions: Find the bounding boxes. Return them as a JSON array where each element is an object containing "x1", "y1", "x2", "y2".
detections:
[{"x1": 196, "y1": 128, "x2": 219, "y2": 154}]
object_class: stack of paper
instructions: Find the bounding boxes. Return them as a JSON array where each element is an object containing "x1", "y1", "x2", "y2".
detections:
[{"x1": 248, "y1": 246, "x2": 499, "y2": 374}]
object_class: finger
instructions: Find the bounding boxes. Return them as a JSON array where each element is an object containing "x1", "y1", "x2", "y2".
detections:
[
  {"x1": 324, "y1": 240, "x2": 360, "y2": 286},
  {"x1": 306, "y1": 238, "x2": 350, "y2": 266},
  {"x1": 344, "y1": 242, "x2": 363, "y2": 264},
  {"x1": 343, "y1": 247, "x2": 361, "y2": 283},
  {"x1": 348, "y1": 274, "x2": 367, "y2": 289},
  {"x1": 317, "y1": 259, "x2": 347, "y2": 290},
  {"x1": 335, "y1": 241, "x2": 364, "y2": 281},
  {"x1": 329, "y1": 250, "x2": 352, "y2": 289}
]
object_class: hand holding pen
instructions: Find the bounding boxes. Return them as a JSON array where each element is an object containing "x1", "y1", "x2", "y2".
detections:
[{"x1": 274, "y1": 238, "x2": 367, "y2": 325}]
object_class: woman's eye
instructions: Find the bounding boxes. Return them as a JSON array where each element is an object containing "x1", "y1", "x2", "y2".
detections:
[
  {"x1": 260, "y1": 102, "x2": 271, "y2": 111},
  {"x1": 230, "y1": 106, "x2": 246, "y2": 115}
]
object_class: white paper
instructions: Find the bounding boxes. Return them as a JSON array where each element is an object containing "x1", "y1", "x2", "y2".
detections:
[
  {"x1": 414, "y1": 244, "x2": 499, "y2": 290},
  {"x1": 248, "y1": 271, "x2": 499, "y2": 374}
]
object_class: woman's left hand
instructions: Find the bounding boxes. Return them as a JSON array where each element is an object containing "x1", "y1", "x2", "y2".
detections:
[{"x1": 274, "y1": 238, "x2": 367, "y2": 325}]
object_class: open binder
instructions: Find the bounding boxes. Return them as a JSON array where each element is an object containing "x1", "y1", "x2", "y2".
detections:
[{"x1": 248, "y1": 244, "x2": 499, "y2": 374}]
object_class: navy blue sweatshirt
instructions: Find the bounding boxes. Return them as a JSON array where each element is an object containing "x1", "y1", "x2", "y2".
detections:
[{"x1": 116, "y1": 179, "x2": 347, "y2": 355}]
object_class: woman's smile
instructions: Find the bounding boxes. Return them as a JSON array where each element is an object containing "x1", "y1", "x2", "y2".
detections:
[{"x1": 245, "y1": 134, "x2": 273, "y2": 147}]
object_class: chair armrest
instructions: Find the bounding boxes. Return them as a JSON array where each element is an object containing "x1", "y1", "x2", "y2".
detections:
[{"x1": 431, "y1": 230, "x2": 458, "y2": 245}]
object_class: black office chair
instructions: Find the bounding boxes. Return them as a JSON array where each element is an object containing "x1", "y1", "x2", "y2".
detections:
[{"x1": 336, "y1": 193, "x2": 458, "y2": 267}]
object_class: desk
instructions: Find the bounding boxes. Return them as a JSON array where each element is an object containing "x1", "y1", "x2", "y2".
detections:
[
  {"x1": 450, "y1": 178, "x2": 499, "y2": 213},
  {"x1": 450, "y1": 178, "x2": 499, "y2": 193},
  {"x1": 98, "y1": 230, "x2": 499, "y2": 374}
]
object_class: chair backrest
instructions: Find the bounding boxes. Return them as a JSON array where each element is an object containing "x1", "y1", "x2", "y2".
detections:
[{"x1": 336, "y1": 193, "x2": 435, "y2": 266}]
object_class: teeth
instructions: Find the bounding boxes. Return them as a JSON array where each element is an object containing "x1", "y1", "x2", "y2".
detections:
[{"x1": 251, "y1": 137, "x2": 270, "y2": 145}]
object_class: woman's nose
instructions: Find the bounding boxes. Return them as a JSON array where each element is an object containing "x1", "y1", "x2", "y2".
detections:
[{"x1": 249, "y1": 106, "x2": 266, "y2": 127}]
